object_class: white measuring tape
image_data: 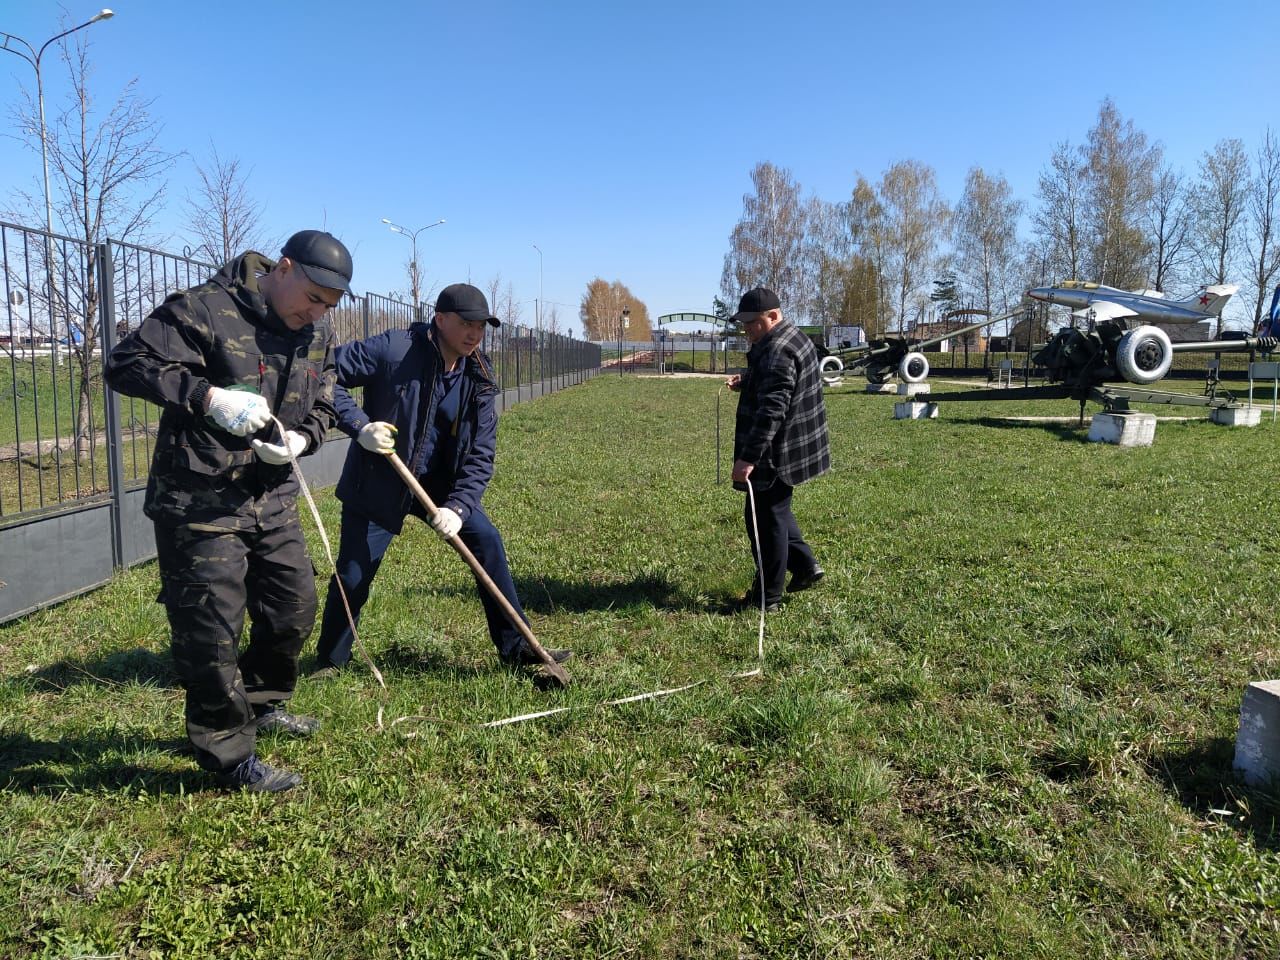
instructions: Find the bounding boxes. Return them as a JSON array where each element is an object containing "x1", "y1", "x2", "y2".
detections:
[{"x1": 277, "y1": 417, "x2": 767, "y2": 732}]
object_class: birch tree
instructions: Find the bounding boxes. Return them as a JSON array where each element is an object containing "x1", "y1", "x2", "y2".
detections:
[
  {"x1": 879, "y1": 160, "x2": 950, "y2": 331},
  {"x1": 1245, "y1": 129, "x2": 1280, "y2": 331},
  {"x1": 953, "y1": 167, "x2": 1022, "y2": 316},
  {"x1": 720, "y1": 162, "x2": 807, "y2": 312}
]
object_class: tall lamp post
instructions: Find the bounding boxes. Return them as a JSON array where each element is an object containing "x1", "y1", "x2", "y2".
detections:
[
  {"x1": 381, "y1": 217, "x2": 445, "y2": 308},
  {"x1": 2, "y1": 9, "x2": 114, "y2": 360},
  {"x1": 532, "y1": 242, "x2": 543, "y2": 336},
  {"x1": 2, "y1": 9, "x2": 114, "y2": 243},
  {"x1": 618, "y1": 305, "x2": 630, "y2": 377}
]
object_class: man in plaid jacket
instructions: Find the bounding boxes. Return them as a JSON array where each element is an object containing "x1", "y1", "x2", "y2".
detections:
[{"x1": 725, "y1": 287, "x2": 831, "y2": 612}]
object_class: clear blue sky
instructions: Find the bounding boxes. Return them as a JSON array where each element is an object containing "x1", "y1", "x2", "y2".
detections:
[{"x1": 1, "y1": 0, "x2": 1276, "y2": 336}]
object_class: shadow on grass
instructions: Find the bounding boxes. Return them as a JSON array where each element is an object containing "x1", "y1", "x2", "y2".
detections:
[
  {"x1": 1151, "y1": 737, "x2": 1280, "y2": 852},
  {"x1": 15, "y1": 646, "x2": 177, "y2": 691},
  {"x1": 946, "y1": 416, "x2": 1089, "y2": 441},
  {"x1": 414, "y1": 571, "x2": 706, "y2": 614},
  {"x1": 0, "y1": 730, "x2": 207, "y2": 795}
]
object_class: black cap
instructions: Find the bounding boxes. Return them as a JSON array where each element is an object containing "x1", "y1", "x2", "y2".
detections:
[
  {"x1": 280, "y1": 230, "x2": 353, "y2": 294},
  {"x1": 435, "y1": 283, "x2": 501, "y2": 327},
  {"x1": 730, "y1": 287, "x2": 781, "y2": 323}
]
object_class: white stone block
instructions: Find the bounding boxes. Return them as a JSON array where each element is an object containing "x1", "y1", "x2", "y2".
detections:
[
  {"x1": 896, "y1": 382, "x2": 932, "y2": 396},
  {"x1": 1087, "y1": 411, "x2": 1156, "y2": 446},
  {"x1": 865, "y1": 383, "x2": 896, "y2": 394},
  {"x1": 1234, "y1": 680, "x2": 1280, "y2": 786},
  {"x1": 1210, "y1": 405, "x2": 1262, "y2": 427},
  {"x1": 893, "y1": 401, "x2": 938, "y2": 420}
]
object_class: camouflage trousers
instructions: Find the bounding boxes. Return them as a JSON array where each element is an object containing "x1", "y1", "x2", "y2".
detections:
[{"x1": 154, "y1": 519, "x2": 317, "y2": 773}]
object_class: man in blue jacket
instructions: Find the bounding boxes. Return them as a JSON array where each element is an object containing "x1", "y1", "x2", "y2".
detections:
[{"x1": 314, "y1": 283, "x2": 570, "y2": 677}]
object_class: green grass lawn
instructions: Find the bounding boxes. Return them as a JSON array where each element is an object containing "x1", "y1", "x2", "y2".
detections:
[{"x1": 2, "y1": 376, "x2": 1279, "y2": 958}]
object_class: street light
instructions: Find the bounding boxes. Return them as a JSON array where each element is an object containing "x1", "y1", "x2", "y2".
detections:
[
  {"x1": 532, "y1": 243, "x2": 543, "y2": 336},
  {"x1": 618, "y1": 305, "x2": 630, "y2": 377},
  {"x1": 1, "y1": 10, "x2": 114, "y2": 242},
  {"x1": 381, "y1": 217, "x2": 445, "y2": 307}
]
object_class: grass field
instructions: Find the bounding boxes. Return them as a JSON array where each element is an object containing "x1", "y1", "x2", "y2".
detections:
[{"x1": 2, "y1": 375, "x2": 1279, "y2": 958}]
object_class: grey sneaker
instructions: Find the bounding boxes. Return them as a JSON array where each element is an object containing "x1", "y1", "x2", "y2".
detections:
[
  {"x1": 254, "y1": 706, "x2": 320, "y2": 736},
  {"x1": 215, "y1": 754, "x2": 301, "y2": 793}
]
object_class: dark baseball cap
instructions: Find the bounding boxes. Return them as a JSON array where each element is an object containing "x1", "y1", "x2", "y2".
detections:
[
  {"x1": 435, "y1": 283, "x2": 501, "y2": 326},
  {"x1": 280, "y1": 230, "x2": 353, "y2": 294},
  {"x1": 730, "y1": 287, "x2": 782, "y2": 323}
]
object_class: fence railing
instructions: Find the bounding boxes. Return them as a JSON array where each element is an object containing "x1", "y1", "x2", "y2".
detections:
[{"x1": 0, "y1": 220, "x2": 600, "y2": 523}]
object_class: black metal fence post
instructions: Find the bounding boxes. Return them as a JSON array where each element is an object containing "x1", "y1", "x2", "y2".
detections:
[{"x1": 97, "y1": 240, "x2": 127, "y2": 570}]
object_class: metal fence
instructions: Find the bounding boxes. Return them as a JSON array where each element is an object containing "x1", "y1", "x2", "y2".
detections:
[{"x1": 0, "y1": 220, "x2": 600, "y2": 622}]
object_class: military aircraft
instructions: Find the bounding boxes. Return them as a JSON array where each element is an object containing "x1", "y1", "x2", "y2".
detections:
[
  {"x1": 1028, "y1": 281, "x2": 1237, "y2": 325},
  {"x1": 819, "y1": 308, "x2": 1027, "y2": 387}
]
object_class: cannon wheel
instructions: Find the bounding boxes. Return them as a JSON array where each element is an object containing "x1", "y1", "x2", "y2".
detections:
[
  {"x1": 820, "y1": 354, "x2": 844, "y2": 387},
  {"x1": 865, "y1": 362, "x2": 894, "y2": 384},
  {"x1": 1115, "y1": 325, "x2": 1173, "y2": 385},
  {"x1": 899, "y1": 351, "x2": 930, "y2": 383}
]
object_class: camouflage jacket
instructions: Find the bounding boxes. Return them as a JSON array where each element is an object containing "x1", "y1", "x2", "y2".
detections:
[{"x1": 105, "y1": 252, "x2": 337, "y2": 530}]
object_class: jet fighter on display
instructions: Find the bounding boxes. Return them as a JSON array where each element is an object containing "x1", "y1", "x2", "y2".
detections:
[{"x1": 1027, "y1": 281, "x2": 1237, "y2": 325}]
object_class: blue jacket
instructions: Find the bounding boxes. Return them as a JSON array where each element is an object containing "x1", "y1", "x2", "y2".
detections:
[{"x1": 333, "y1": 322, "x2": 499, "y2": 534}]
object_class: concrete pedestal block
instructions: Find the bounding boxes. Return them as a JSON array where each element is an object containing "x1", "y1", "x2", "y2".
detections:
[
  {"x1": 1234, "y1": 680, "x2": 1280, "y2": 786},
  {"x1": 896, "y1": 382, "x2": 932, "y2": 396},
  {"x1": 894, "y1": 401, "x2": 938, "y2": 420},
  {"x1": 1210, "y1": 405, "x2": 1262, "y2": 427},
  {"x1": 865, "y1": 383, "x2": 896, "y2": 394},
  {"x1": 1087, "y1": 411, "x2": 1156, "y2": 446}
]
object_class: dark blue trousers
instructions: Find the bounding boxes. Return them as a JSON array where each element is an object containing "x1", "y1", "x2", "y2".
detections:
[{"x1": 316, "y1": 503, "x2": 530, "y2": 667}]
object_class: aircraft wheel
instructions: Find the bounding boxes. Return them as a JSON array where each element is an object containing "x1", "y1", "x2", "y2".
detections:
[
  {"x1": 899, "y1": 351, "x2": 930, "y2": 383},
  {"x1": 820, "y1": 355, "x2": 844, "y2": 387},
  {"x1": 1115, "y1": 325, "x2": 1173, "y2": 384},
  {"x1": 866, "y1": 362, "x2": 893, "y2": 384}
]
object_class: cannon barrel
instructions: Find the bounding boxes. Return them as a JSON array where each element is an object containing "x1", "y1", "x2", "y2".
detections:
[{"x1": 1168, "y1": 335, "x2": 1279, "y2": 354}]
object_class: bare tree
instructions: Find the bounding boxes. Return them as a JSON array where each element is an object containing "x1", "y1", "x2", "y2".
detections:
[
  {"x1": 8, "y1": 29, "x2": 177, "y2": 457},
  {"x1": 878, "y1": 159, "x2": 950, "y2": 332},
  {"x1": 953, "y1": 167, "x2": 1023, "y2": 317},
  {"x1": 483, "y1": 273, "x2": 523, "y2": 328},
  {"x1": 1245, "y1": 128, "x2": 1280, "y2": 331},
  {"x1": 1034, "y1": 141, "x2": 1085, "y2": 282},
  {"x1": 845, "y1": 175, "x2": 888, "y2": 337},
  {"x1": 720, "y1": 162, "x2": 807, "y2": 311},
  {"x1": 1191, "y1": 138, "x2": 1250, "y2": 286},
  {"x1": 1080, "y1": 99, "x2": 1159, "y2": 287},
  {"x1": 184, "y1": 145, "x2": 271, "y2": 265},
  {"x1": 1144, "y1": 166, "x2": 1191, "y2": 292}
]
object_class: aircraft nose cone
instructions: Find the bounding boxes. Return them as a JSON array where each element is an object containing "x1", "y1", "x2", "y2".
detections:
[{"x1": 1028, "y1": 287, "x2": 1050, "y2": 302}]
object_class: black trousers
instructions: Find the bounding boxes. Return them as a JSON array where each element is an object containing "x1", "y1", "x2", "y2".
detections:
[
  {"x1": 154, "y1": 519, "x2": 317, "y2": 773},
  {"x1": 743, "y1": 479, "x2": 818, "y2": 604}
]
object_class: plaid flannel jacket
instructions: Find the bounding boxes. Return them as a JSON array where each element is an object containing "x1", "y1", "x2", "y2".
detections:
[{"x1": 734, "y1": 319, "x2": 831, "y2": 487}]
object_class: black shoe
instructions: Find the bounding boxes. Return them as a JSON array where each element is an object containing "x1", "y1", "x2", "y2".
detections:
[
  {"x1": 787, "y1": 566, "x2": 825, "y2": 593},
  {"x1": 255, "y1": 705, "x2": 320, "y2": 737},
  {"x1": 719, "y1": 591, "x2": 781, "y2": 615},
  {"x1": 308, "y1": 661, "x2": 343, "y2": 681},
  {"x1": 502, "y1": 646, "x2": 574, "y2": 668},
  {"x1": 215, "y1": 754, "x2": 302, "y2": 793}
]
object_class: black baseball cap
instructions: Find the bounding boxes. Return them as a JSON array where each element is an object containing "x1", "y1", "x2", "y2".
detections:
[
  {"x1": 435, "y1": 283, "x2": 501, "y2": 327},
  {"x1": 280, "y1": 230, "x2": 353, "y2": 294},
  {"x1": 730, "y1": 287, "x2": 781, "y2": 323}
]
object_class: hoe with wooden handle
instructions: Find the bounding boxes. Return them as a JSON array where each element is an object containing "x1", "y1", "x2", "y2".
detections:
[{"x1": 386, "y1": 452, "x2": 570, "y2": 687}]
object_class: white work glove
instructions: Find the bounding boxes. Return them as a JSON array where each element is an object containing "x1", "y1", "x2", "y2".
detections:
[
  {"x1": 430, "y1": 506, "x2": 462, "y2": 539},
  {"x1": 251, "y1": 430, "x2": 307, "y2": 465},
  {"x1": 206, "y1": 386, "x2": 271, "y2": 436},
  {"x1": 358, "y1": 421, "x2": 397, "y2": 454}
]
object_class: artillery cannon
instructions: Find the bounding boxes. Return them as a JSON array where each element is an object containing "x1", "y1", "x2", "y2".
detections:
[
  {"x1": 928, "y1": 316, "x2": 1280, "y2": 419},
  {"x1": 819, "y1": 308, "x2": 1028, "y2": 387}
]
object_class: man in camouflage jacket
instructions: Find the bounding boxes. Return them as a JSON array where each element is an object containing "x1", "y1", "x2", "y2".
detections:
[
  {"x1": 725, "y1": 287, "x2": 830, "y2": 612},
  {"x1": 105, "y1": 230, "x2": 350, "y2": 792}
]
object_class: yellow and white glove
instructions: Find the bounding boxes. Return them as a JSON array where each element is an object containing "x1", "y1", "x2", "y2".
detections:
[
  {"x1": 251, "y1": 430, "x2": 307, "y2": 465},
  {"x1": 358, "y1": 421, "x2": 397, "y2": 454},
  {"x1": 206, "y1": 386, "x2": 271, "y2": 436},
  {"x1": 430, "y1": 506, "x2": 462, "y2": 539}
]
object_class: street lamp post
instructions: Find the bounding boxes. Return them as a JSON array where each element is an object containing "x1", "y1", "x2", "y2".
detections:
[
  {"x1": 618, "y1": 305, "x2": 630, "y2": 377},
  {"x1": 2, "y1": 9, "x2": 114, "y2": 360},
  {"x1": 2, "y1": 9, "x2": 114, "y2": 243},
  {"x1": 381, "y1": 217, "x2": 445, "y2": 309},
  {"x1": 532, "y1": 243, "x2": 542, "y2": 336}
]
